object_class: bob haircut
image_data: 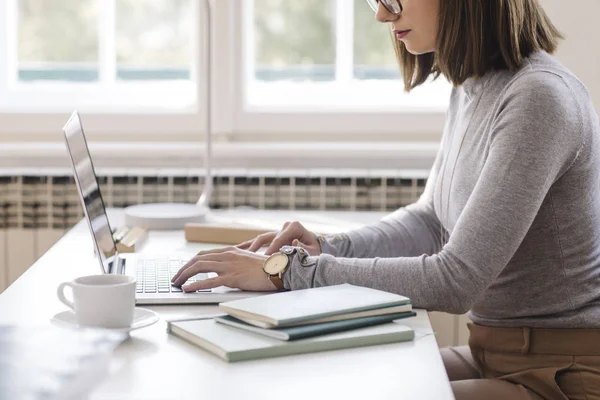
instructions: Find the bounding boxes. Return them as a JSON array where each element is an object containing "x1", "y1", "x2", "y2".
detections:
[{"x1": 394, "y1": 0, "x2": 563, "y2": 91}]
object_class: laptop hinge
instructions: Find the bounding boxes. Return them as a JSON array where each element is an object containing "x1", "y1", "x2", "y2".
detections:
[{"x1": 108, "y1": 253, "x2": 126, "y2": 274}]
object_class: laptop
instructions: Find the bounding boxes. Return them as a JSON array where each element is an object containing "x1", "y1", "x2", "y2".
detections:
[{"x1": 62, "y1": 111, "x2": 261, "y2": 304}]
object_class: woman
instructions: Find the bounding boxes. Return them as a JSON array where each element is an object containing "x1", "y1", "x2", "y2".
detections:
[{"x1": 172, "y1": 0, "x2": 600, "y2": 398}]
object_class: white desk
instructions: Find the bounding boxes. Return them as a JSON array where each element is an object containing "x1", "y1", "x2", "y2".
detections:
[{"x1": 0, "y1": 209, "x2": 454, "y2": 400}]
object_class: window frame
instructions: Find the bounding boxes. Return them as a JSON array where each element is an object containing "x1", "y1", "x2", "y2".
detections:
[
  {"x1": 228, "y1": 0, "x2": 446, "y2": 141},
  {"x1": 0, "y1": 0, "x2": 209, "y2": 138},
  {"x1": 0, "y1": 0, "x2": 446, "y2": 142}
]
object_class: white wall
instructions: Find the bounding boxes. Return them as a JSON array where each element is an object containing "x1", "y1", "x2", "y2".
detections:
[{"x1": 544, "y1": 0, "x2": 600, "y2": 113}]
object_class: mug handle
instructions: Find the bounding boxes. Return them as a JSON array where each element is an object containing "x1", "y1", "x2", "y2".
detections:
[{"x1": 57, "y1": 282, "x2": 75, "y2": 310}]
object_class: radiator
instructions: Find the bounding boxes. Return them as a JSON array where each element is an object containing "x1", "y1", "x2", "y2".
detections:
[{"x1": 0, "y1": 167, "x2": 428, "y2": 293}]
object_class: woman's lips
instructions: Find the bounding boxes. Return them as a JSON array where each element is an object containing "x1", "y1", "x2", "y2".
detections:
[{"x1": 394, "y1": 30, "x2": 411, "y2": 39}]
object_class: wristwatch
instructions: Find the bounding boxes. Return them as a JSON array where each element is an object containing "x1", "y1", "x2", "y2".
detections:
[{"x1": 262, "y1": 246, "x2": 305, "y2": 290}]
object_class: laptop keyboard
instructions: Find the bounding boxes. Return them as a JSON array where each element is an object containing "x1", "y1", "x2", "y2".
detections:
[{"x1": 135, "y1": 259, "x2": 209, "y2": 294}]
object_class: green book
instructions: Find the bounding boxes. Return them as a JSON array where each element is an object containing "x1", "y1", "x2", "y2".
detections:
[
  {"x1": 219, "y1": 284, "x2": 411, "y2": 328},
  {"x1": 214, "y1": 311, "x2": 417, "y2": 341},
  {"x1": 168, "y1": 318, "x2": 415, "y2": 363}
]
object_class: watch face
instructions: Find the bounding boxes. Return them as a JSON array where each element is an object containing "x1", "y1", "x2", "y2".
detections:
[{"x1": 263, "y1": 253, "x2": 289, "y2": 274}]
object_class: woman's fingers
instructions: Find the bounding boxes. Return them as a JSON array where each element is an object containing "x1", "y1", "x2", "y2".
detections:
[
  {"x1": 171, "y1": 247, "x2": 235, "y2": 283},
  {"x1": 237, "y1": 222, "x2": 291, "y2": 252},
  {"x1": 193, "y1": 246, "x2": 235, "y2": 257},
  {"x1": 236, "y1": 240, "x2": 252, "y2": 250},
  {"x1": 292, "y1": 239, "x2": 321, "y2": 256},
  {"x1": 248, "y1": 232, "x2": 277, "y2": 253},
  {"x1": 171, "y1": 249, "x2": 275, "y2": 293},
  {"x1": 264, "y1": 222, "x2": 304, "y2": 255},
  {"x1": 183, "y1": 276, "x2": 228, "y2": 292},
  {"x1": 172, "y1": 260, "x2": 223, "y2": 287},
  {"x1": 248, "y1": 239, "x2": 265, "y2": 253}
]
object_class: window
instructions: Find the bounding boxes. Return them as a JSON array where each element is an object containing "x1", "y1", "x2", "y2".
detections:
[
  {"x1": 19, "y1": 0, "x2": 100, "y2": 83},
  {"x1": 0, "y1": 0, "x2": 447, "y2": 140},
  {"x1": 1, "y1": 0, "x2": 197, "y2": 112},
  {"x1": 18, "y1": 0, "x2": 192, "y2": 83},
  {"x1": 246, "y1": 0, "x2": 450, "y2": 110}
]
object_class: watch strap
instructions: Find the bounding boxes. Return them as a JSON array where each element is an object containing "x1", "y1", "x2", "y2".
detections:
[{"x1": 268, "y1": 274, "x2": 285, "y2": 290}]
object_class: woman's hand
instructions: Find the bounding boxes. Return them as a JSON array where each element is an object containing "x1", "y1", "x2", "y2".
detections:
[
  {"x1": 171, "y1": 246, "x2": 276, "y2": 292},
  {"x1": 236, "y1": 221, "x2": 322, "y2": 256}
]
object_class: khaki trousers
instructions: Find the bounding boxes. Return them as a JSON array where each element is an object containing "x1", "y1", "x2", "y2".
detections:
[{"x1": 441, "y1": 323, "x2": 600, "y2": 400}]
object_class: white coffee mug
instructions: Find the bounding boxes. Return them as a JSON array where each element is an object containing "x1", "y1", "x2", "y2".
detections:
[{"x1": 57, "y1": 274, "x2": 136, "y2": 329}]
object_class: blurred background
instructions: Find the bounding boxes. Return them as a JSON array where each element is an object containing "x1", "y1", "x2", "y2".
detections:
[
  {"x1": 13, "y1": 0, "x2": 448, "y2": 108},
  {"x1": 0, "y1": 0, "x2": 598, "y2": 308}
]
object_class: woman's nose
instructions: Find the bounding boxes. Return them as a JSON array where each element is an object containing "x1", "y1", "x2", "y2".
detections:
[{"x1": 375, "y1": 3, "x2": 399, "y2": 23}]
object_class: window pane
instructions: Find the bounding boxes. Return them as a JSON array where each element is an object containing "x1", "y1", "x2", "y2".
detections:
[
  {"x1": 253, "y1": 0, "x2": 335, "y2": 82},
  {"x1": 248, "y1": 0, "x2": 452, "y2": 110},
  {"x1": 18, "y1": 0, "x2": 99, "y2": 82},
  {"x1": 116, "y1": 0, "x2": 192, "y2": 81},
  {"x1": 353, "y1": 0, "x2": 400, "y2": 80}
]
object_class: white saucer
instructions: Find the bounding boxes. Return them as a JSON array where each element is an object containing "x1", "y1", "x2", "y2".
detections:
[{"x1": 51, "y1": 307, "x2": 160, "y2": 333}]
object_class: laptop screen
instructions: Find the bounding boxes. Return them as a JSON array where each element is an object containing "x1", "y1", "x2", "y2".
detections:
[{"x1": 63, "y1": 111, "x2": 117, "y2": 274}]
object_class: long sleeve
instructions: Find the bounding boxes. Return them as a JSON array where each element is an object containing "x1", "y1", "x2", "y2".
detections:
[
  {"x1": 319, "y1": 141, "x2": 446, "y2": 259},
  {"x1": 285, "y1": 72, "x2": 584, "y2": 315}
]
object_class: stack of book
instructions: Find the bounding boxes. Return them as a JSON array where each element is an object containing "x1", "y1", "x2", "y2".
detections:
[{"x1": 168, "y1": 284, "x2": 416, "y2": 362}]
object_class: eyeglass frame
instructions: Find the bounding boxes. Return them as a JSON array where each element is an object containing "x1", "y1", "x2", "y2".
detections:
[{"x1": 367, "y1": 0, "x2": 403, "y2": 16}]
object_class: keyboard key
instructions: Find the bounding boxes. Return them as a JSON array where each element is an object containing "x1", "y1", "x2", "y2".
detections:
[{"x1": 134, "y1": 258, "x2": 191, "y2": 295}]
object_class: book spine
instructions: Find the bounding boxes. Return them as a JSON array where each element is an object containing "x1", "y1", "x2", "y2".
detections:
[
  {"x1": 229, "y1": 330, "x2": 415, "y2": 362},
  {"x1": 169, "y1": 324, "x2": 228, "y2": 361},
  {"x1": 221, "y1": 302, "x2": 412, "y2": 328},
  {"x1": 288, "y1": 312, "x2": 417, "y2": 340}
]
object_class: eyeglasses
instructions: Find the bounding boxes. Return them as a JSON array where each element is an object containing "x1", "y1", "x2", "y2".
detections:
[{"x1": 366, "y1": 0, "x2": 403, "y2": 15}]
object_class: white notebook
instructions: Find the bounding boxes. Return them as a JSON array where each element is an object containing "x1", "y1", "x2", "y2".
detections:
[
  {"x1": 168, "y1": 318, "x2": 414, "y2": 362},
  {"x1": 218, "y1": 284, "x2": 411, "y2": 328}
]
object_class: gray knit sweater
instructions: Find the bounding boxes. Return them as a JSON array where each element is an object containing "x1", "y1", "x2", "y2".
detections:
[{"x1": 282, "y1": 51, "x2": 600, "y2": 328}]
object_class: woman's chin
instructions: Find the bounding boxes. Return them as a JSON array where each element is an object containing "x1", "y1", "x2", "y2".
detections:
[{"x1": 403, "y1": 42, "x2": 435, "y2": 55}]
